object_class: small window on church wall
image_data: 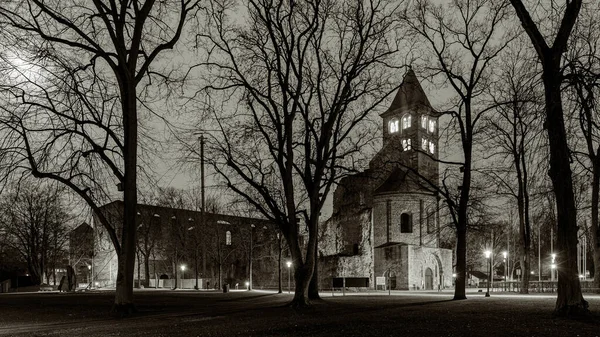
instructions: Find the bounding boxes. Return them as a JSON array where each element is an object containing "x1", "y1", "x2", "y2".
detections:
[
  {"x1": 421, "y1": 137, "x2": 427, "y2": 151},
  {"x1": 429, "y1": 119, "x2": 436, "y2": 133},
  {"x1": 421, "y1": 115, "x2": 428, "y2": 129},
  {"x1": 402, "y1": 115, "x2": 411, "y2": 129},
  {"x1": 389, "y1": 119, "x2": 399, "y2": 134},
  {"x1": 226, "y1": 231, "x2": 232, "y2": 245},
  {"x1": 402, "y1": 138, "x2": 411, "y2": 151},
  {"x1": 400, "y1": 213, "x2": 412, "y2": 233},
  {"x1": 429, "y1": 141, "x2": 435, "y2": 154}
]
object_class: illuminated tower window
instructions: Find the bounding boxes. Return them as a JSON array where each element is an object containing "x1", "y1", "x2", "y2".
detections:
[
  {"x1": 402, "y1": 114, "x2": 412, "y2": 130},
  {"x1": 422, "y1": 137, "x2": 427, "y2": 151},
  {"x1": 226, "y1": 231, "x2": 232, "y2": 245},
  {"x1": 429, "y1": 119, "x2": 436, "y2": 133},
  {"x1": 429, "y1": 141, "x2": 435, "y2": 154},
  {"x1": 402, "y1": 138, "x2": 411, "y2": 151},
  {"x1": 421, "y1": 115, "x2": 428, "y2": 129},
  {"x1": 389, "y1": 118, "x2": 399, "y2": 134}
]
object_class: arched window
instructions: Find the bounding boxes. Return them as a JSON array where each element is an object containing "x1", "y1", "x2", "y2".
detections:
[
  {"x1": 402, "y1": 114, "x2": 411, "y2": 130},
  {"x1": 389, "y1": 118, "x2": 399, "y2": 134},
  {"x1": 400, "y1": 213, "x2": 412, "y2": 233},
  {"x1": 225, "y1": 231, "x2": 232, "y2": 245}
]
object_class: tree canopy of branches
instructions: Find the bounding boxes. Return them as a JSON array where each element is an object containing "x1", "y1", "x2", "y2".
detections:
[
  {"x1": 509, "y1": 0, "x2": 588, "y2": 316},
  {"x1": 194, "y1": 0, "x2": 403, "y2": 306},
  {"x1": 402, "y1": 0, "x2": 517, "y2": 300},
  {"x1": 482, "y1": 40, "x2": 545, "y2": 293},
  {"x1": 0, "y1": 0, "x2": 199, "y2": 314},
  {"x1": 0, "y1": 181, "x2": 71, "y2": 285},
  {"x1": 564, "y1": 1, "x2": 600, "y2": 294}
]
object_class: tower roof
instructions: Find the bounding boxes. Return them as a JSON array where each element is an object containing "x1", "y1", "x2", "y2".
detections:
[{"x1": 382, "y1": 69, "x2": 432, "y2": 116}]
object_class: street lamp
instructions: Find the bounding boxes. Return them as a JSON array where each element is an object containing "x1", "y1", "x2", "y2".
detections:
[
  {"x1": 484, "y1": 250, "x2": 491, "y2": 297},
  {"x1": 180, "y1": 265, "x2": 186, "y2": 289},
  {"x1": 286, "y1": 261, "x2": 292, "y2": 294},
  {"x1": 249, "y1": 224, "x2": 255, "y2": 291},
  {"x1": 502, "y1": 251, "x2": 508, "y2": 289},
  {"x1": 551, "y1": 253, "x2": 557, "y2": 281}
]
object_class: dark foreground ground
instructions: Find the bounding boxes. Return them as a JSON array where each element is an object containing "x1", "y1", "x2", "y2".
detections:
[{"x1": 1, "y1": 289, "x2": 600, "y2": 337}]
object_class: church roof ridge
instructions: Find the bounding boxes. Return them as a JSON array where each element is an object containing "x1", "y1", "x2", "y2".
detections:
[{"x1": 381, "y1": 68, "x2": 432, "y2": 116}]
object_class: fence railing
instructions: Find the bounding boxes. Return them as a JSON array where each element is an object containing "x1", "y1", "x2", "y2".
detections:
[{"x1": 479, "y1": 280, "x2": 599, "y2": 293}]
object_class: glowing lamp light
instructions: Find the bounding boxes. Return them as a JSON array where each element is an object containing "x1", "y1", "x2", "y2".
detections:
[
  {"x1": 180, "y1": 265, "x2": 186, "y2": 272},
  {"x1": 502, "y1": 251, "x2": 507, "y2": 259},
  {"x1": 551, "y1": 264, "x2": 556, "y2": 269},
  {"x1": 452, "y1": 273, "x2": 457, "y2": 278},
  {"x1": 484, "y1": 250, "x2": 491, "y2": 259},
  {"x1": 245, "y1": 281, "x2": 249, "y2": 287},
  {"x1": 286, "y1": 261, "x2": 292, "y2": 268}
]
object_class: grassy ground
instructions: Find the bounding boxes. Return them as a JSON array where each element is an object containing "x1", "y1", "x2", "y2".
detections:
[{"x1": 1, "y1": 289, "x2": 600, "y2": 336}]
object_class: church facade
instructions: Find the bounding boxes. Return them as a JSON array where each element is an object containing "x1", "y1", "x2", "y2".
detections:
[{"x1": 319, "y1": 70, "x2": 453, "y2": 290}]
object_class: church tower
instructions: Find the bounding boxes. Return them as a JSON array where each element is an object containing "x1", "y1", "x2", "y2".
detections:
[{"x1": 379, "y1": 68, "x2": 439, "y2": 182}]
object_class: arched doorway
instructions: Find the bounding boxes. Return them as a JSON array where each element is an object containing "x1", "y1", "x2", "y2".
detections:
[{"x1": 425, "y1": 268, "x2": 433, "y2": 290}]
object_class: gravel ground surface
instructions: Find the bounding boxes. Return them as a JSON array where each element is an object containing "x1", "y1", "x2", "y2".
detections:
[{"x1": 1, "y1": 289, "x2": 600, "y2": 336}]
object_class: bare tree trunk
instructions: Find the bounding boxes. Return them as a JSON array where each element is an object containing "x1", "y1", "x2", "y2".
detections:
[
  {"x1": 454, "y1": 144, "x2": 472, "y2": 301},
  {"x1": 278, "y1": 234, "x2": 282, "y2": 294},
  {"x1": 144, "y1": 254, "x2": 150, "y2": 288},
  {"x1": 112, "y1": 83, "x2": 138, "y2": 315},
  {"x1": 592, "y1": 165, "x2": 600, "y2": 292},
  {"x1": 544, "y1": 63, "x2": 587, "y2": 315}
]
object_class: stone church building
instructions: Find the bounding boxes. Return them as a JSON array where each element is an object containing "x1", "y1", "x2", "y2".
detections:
[{"x1": 319, "y1": 69, "x2": 453, "y2": 290}]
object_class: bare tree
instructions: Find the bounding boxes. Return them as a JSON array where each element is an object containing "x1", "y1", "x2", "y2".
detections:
[
  {"x1": 481, "y1": 41, "x2": 545, "y2": 293},
  {"x1": 508, "y1": 0, "x2": 588, "y2": 316},
  {"x1": 401, "y1": 0, "x2": 517, "y2": 300},
  {"x1": 0, "y1": 181, "x2": 71, "y2": 285},
  {"x1": 0, "y1": 0, "x2": 199, "y2": 314},
  {"x1": 193, "y1": 0, "x2": 403, "y2": 306},
  {"x1": 564, "y1": 1, "x2": 600, "y2": 293}
]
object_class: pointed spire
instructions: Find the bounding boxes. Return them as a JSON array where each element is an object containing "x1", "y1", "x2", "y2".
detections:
[{"x1": 384, "y1": 68, "x2": 432, "y2": 115}]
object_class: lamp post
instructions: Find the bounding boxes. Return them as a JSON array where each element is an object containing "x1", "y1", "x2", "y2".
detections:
[
  {"x1": 484, "y1": 250, "x2": 491, "y2": 297},
  {"x1": 551, "y1": 253, "x2": 557, "y2": 281},
  {"x1": 249, "y1": 224, "x2": 255, "y2": 291},
  {"x1": 180, "y1": 265, "x2": 186, "y2": 289},
  {"x1": 286, "y1": 261, "x2": 292, "y2": 294},
  {"x1": 502, "y1": 251, "x2": 507, "y2": 291}
]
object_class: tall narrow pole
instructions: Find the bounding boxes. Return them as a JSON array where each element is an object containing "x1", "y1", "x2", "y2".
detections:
[
  {"x1": 249, "y1": 224, "x2": 254, "y2": 290},
  {"x1": 538, "y1": 226, "x2": 542, "y2": 282},
  {"x1": 551, "y1": 226, "x2": 554, "y2": 281},
  {"x1": 91, "y1": 219, "x2": 95, "y2": 289},
  {"x1": 507, "y1": 226, "x2": 510, "y2": 281},
  {"x1": 200, "y1": 135, "x2": 207, "y2": 278},
  {"x1": 584, "y1": 235, "x2": 587, "y2": 279}
]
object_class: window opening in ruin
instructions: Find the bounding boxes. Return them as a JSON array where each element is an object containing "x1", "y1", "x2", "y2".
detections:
[{"x1": 400, "y1": 213, "x2": 412, "y2": 233}]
